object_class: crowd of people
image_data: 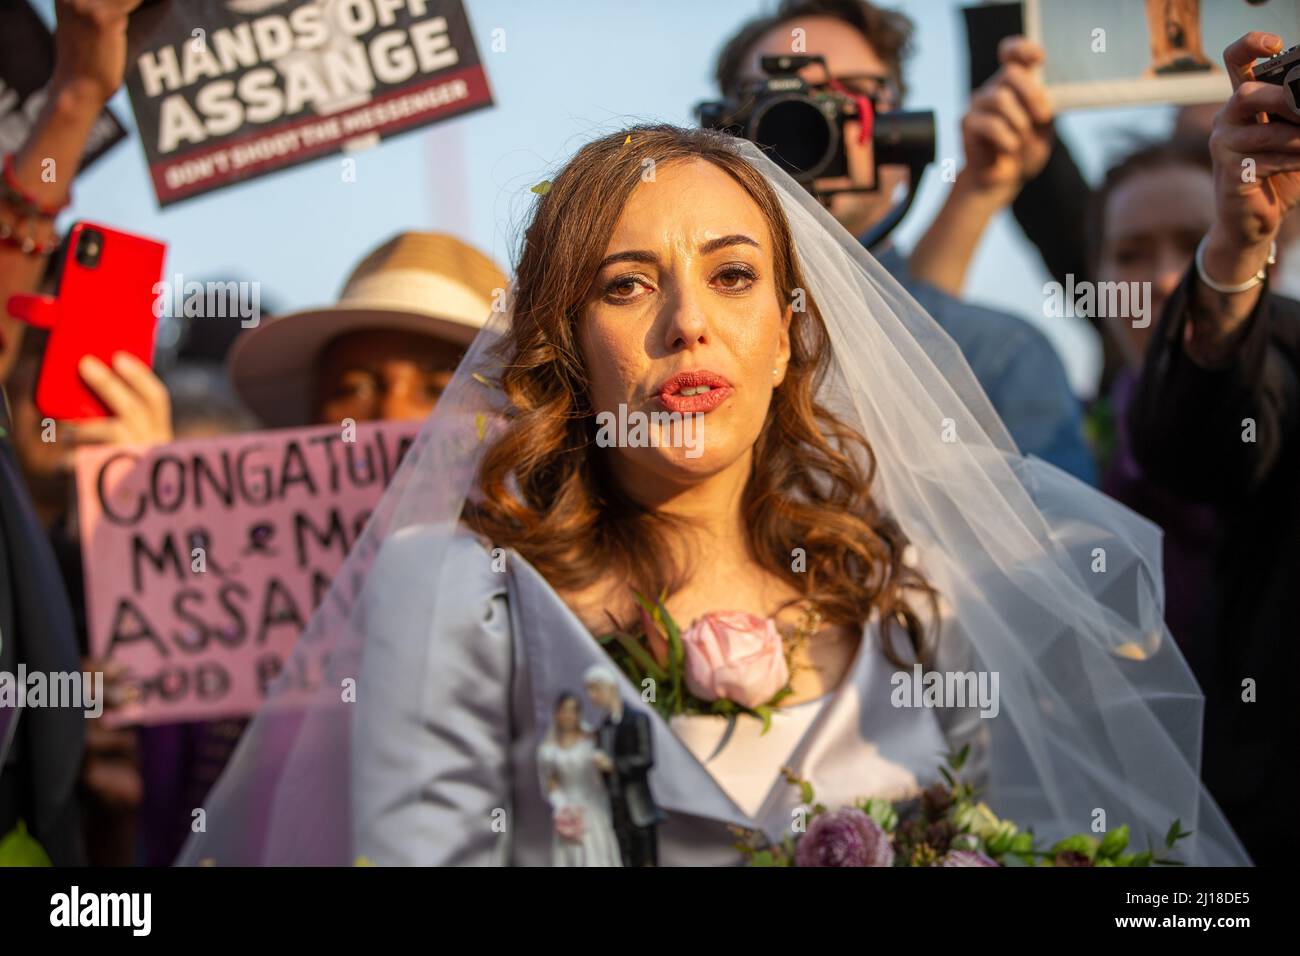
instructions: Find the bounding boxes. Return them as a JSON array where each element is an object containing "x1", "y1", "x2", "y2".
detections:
[{"x1": 0, "y1": 0, "x2": 1295, "y2": 868}]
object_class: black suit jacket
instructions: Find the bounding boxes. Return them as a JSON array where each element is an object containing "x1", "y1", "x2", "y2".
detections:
[{"x1": 596, "y1": 705, "x2": 661, "y2": 829}]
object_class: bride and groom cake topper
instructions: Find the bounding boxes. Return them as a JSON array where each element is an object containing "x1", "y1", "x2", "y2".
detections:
[{"x1": 538, "y1": 666, "x2": 664, "y2": 867}]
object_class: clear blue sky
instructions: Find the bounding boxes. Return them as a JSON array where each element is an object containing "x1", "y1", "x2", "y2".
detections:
[{"x1": 42, "y1": 0, "x2": 1183, "y2": 397}]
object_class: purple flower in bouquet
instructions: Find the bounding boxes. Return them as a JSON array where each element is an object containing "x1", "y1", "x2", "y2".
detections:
[
  {"x1": 796, "y1": 808, "x2": 894, "y2": 867},
  {"x1": 938, "y1": 849, "x2": 1000, "y2": 867}
]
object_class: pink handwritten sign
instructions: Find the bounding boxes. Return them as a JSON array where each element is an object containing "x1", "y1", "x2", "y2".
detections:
[{"x1": 74, "y1": 420, "x2": 417, "y2": 727}]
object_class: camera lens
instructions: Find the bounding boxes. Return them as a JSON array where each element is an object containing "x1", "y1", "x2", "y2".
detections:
[
  {"x1": 751, "y1": 96, "x2": 836, "y2": 182},
  {"x1": 75, "y1": 227, "x2": 104, "y2": 269}
]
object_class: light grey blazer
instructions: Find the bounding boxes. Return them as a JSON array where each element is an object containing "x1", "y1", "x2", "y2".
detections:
[{"x1": 352, "y1": 529, "x2": 986, "y2": 865}]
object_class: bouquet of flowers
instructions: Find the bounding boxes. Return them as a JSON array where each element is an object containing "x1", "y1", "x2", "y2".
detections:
[
  {"x1": 597, "y1": 589, "x2": 821, "y2": 733},
  {"x1": 731, "y1": 746, "x2": 1192, "y2": 867},
  {"x1": 553, "y1": 805, "x2": 587, "y2": 842}
]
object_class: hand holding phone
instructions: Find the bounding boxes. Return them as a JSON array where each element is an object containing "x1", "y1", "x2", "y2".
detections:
[
  {"x1": 6, "y1": 221, "x2": 166, "y2": 421},
  {"x1": 66, "y1": 351, "x2": 172, "y2": 448}
]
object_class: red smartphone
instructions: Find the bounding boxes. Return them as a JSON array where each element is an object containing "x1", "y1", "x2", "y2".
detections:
[{"x1": 7, "y1": 221, "x2": 167, "y2": 420}]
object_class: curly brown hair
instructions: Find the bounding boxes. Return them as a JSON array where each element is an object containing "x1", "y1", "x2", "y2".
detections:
[{"x1": 465, "y1": 124, "x2": 936, "y2": 666}]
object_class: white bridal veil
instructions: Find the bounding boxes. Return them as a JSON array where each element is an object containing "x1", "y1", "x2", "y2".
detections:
[{"x1": 178, "y1": 135, "x2": 1250, "y2": 866}]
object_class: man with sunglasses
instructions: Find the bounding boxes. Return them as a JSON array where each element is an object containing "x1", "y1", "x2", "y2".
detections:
[{"x1": 714, "y1": 0, "x2": 1096, "y2": 484}]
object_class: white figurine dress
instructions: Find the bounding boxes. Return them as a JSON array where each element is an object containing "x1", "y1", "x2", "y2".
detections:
[{"x1": 537, "y1": 734, "x2": 622, "y2": 867}]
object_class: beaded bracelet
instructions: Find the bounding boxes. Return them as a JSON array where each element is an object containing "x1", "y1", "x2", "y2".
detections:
[
  {"x1": 0, "y1": 217, "x2": 59, "y2": 256},
  {"x1": 1, "y1": 153, "x2": 71, "y2": 218},
  {"x1": 1, "y1": 153, "x2": 65, "y2": 255}
]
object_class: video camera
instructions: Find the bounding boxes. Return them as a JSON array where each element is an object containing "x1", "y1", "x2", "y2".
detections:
[{"x1": 697, "y1": 54, "x2": 935, "y2": 247}]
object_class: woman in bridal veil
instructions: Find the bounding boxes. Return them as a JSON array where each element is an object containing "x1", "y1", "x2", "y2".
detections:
[{"x1": 178, "y1": 125, "x2": 1249, "y2": 867}]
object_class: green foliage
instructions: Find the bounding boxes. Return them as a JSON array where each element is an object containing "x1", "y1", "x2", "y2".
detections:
[
  {"x1": 0, "y1": 821, "x2": 52, "y2": 867},
  {"x1": 858, "y1": 797, "x2": 898, "y2": 832},
  {"x1": 1048, "y1": 834, "x2": 1099, "y2": 862},
  {"x1": 1098, "y1": 824, "x2": 1130, "y2": 860},
  {"x1": 1165, "y1": 819, "x2": 1193, "y2": 849}
]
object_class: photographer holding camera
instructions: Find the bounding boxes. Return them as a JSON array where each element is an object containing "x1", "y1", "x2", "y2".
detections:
[
  {"x1": 708, "y1": 0, "x2": 1094, "y2": 484},
  {"x1": 1128, "y1": 31, "x2": 1300, "y2": 865}
]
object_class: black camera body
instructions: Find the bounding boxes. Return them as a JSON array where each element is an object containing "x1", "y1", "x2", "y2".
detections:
[
  {"x1": 697, "y1": 54, "x2": 934, "y2": 194},
  {"x1": 1253, "y1": 42, "x2": 1300, "y2": 112}
]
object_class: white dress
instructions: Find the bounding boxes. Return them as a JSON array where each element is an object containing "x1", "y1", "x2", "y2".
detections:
[
  {"x1": 671, "y1": 695, "x2": 832, "y2": 819},
  {"x1": 537, "y1": 735, "x2": 623, "y2": 867}
]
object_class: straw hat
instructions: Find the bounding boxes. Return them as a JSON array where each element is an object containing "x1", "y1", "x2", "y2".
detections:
[{"x1": 228, "y1": 231, "x2": 507, "y2": 427}]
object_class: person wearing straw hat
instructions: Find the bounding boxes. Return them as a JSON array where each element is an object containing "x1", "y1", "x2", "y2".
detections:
[{"x1": 228, "y1": 231, "x2": 507, "y2": 428}]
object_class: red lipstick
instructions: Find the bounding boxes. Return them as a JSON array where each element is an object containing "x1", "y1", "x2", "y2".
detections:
[{"x1": 657, "y1": 369, "x2": 733, "y2": 413}]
